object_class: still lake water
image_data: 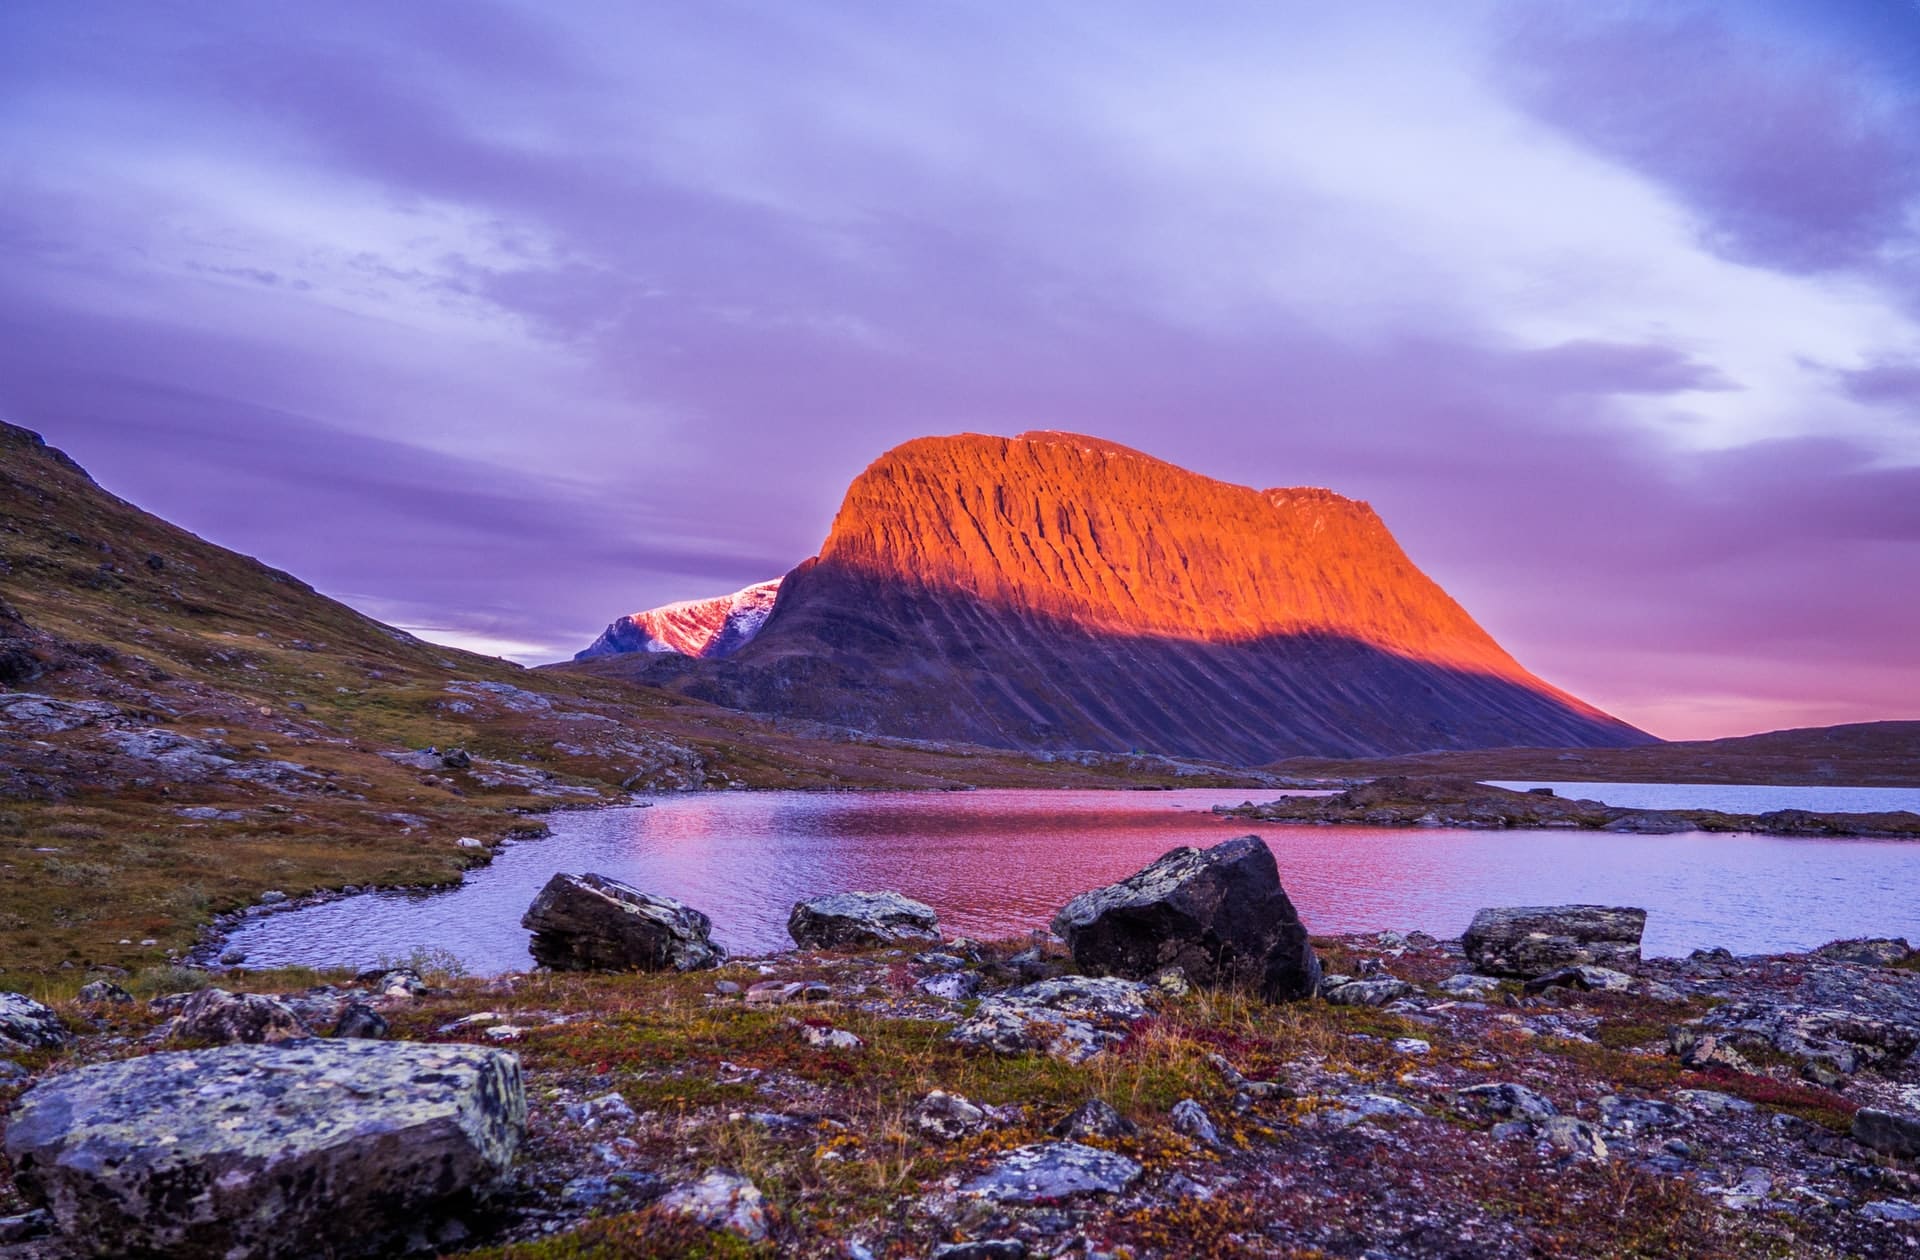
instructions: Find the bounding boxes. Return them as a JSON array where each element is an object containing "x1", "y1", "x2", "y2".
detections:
[{"x1": 224, "y1": 786, "x2": 1920, "y2": 975}]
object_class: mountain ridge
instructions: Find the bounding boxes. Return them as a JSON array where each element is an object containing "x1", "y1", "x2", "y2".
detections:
[{"x1": 572, "y1": 430, "x2": 1651, "y2": 761}]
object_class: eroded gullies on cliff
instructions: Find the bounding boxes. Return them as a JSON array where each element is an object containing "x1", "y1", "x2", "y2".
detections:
[{"x1": 563, "y1": 430, "x2": 1653, "y2": 762}]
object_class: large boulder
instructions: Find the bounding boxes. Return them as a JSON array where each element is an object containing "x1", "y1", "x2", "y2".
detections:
[
  {"x1": 1050, "y1": 835, "x2": 1320, "y2": 1002},
  {"x1": 522, "y1": 872, "x2": 725, "y2": 972},
  {"x1": 0, "y1": 992, "x2": 69, "y2": 1053},
  {"x1": 1461, "y1": 905, "x2": 1646, "y2": 978},
  {"x1": 4, "y1": 1039, "x2": 525, "y2": 1259},
  {"x1": 787, "y1": 891, "x2": 941, "y2": 948}
]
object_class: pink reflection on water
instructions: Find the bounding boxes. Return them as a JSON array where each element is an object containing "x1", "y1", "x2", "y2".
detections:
[{"x1": 223, "y1": 789, "x2": 1920, "y2": 974}]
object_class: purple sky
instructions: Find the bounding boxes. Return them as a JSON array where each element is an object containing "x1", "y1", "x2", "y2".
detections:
[{"x1": 3, "y1": 2, "x2": 1917, "y2": 741}]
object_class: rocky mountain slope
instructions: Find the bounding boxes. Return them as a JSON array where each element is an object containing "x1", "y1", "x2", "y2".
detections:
[
  {"x1": 0, "y1": 423, "x2": 1265, "y2": 977},
  {"x1": 576, "y1": 579, "x2": 782, "y2": 660},
  {"x1": 575, "y1": 431, "x2": 1651, "y2": 763}
]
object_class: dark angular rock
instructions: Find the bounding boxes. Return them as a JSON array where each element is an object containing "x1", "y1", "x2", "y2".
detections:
[
  {"x1": 331, "y1": 1003, "x2": 389, "y2": 1040},
  {"x1": 522, "y1": 872, "x2": 725, "y2": 972},
  {"x1": 1853, "y1": 1108, "x2": 1920, "y2": 1159},
  {"x1": 1461, "y1": 905, "x2": 1646, "y2": 978},
  {"x1": 787, "y1": 891, "x2": 941, "y2": 948},
  {"x1": 1050, "y1": 835, "x2": 1321, "y2": 1002},
  {"x1": 3, "y1": 1039, "x2": 524, "y2": 1259}
]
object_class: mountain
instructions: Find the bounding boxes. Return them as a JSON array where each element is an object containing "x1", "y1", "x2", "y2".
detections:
[
  {"x1": 571, "y1": 431, "x2": 1653, "y2": 762},
  {"x1": 576, "y1": 579, "x2": 782, "y2": 660}
]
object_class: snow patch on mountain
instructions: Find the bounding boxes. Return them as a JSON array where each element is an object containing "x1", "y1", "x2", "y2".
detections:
[{"x1": 576, "y1": 580, "x2": 783, "y2": 661}]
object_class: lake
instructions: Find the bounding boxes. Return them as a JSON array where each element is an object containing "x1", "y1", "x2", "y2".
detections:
[{"x1": 221, "y1": 785, "x2": 1920, "y2": 974}]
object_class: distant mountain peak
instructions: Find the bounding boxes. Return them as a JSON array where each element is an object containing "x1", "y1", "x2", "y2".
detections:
[{"x1": 576, "y1": 579, "x2": 782, "y2": 661}]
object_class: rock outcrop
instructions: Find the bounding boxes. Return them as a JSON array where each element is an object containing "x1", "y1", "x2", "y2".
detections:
[
  {"x1": 1461, "y1": 905, "x2": 1647, "y2": 978},
  {"x1": 4, "y1": 1039, "x2": 525, "y2": 1259},
  {"x1": 522, "y1": 873, "x2": 725, "y2": 972},
  {"x1": 582, "y1": 431, "x2": 1651, "y2": 763},
  {"x1": 787, "y1": 891, "x2": 941, "y2": 948},
  {"x1": 1051, "y1": 835, "x2": 1321, "y2": 1001}
]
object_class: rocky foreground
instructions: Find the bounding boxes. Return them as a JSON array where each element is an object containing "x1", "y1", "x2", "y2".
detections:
[
  {"x1": 4, "y1": 845, "x2": 1920, "y2": 1258},
  {"x1": 1221, "y1": 776, "x2": 1920, "y2": 839}
]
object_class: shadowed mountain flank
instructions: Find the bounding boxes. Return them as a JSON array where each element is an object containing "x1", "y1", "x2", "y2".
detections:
[{"x1": 570, "y1": 431, "x2": 1651, "y2": 762}]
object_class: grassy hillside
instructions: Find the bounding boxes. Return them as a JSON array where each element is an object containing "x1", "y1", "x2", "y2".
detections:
[{"x1": 1270, "y1": 721, "x2": 1920, "y2": 787}]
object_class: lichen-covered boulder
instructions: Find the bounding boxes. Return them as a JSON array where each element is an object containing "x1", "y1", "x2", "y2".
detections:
[
  {"x1": 522, "y1": 872, "x2": 725, "y2": 972},
  {"x1": 1461, "y1": 905, "x2": 1646, "y2": 978},
  {"x1": 162, "y1": 988, "x2": 312, "y2": 1045},
  {"x1": 4, "y1": 1039, "x2": 525, "y2": 1259},
  {"x1": 1051, "y1": 835, "x2": 1320, "y2": 1002},
  {"x1": 959, "y1": 1141, "x2": 1142, "y2": 1202},
  {"x1": 0, "y1": 992, "x2": 69, "y2": 1053},
  {"x1": 947, "y1": 975, "x2": 1155, "y2": 1062},
  {"x1": 787, "y1": 891, "x2": 941, "y2": 948},
  {"x1": 1812, "y1": 937, "x2": 1914, "y2": 967}
]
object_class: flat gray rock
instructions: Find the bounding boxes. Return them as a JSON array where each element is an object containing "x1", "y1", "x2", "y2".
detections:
[
  {"x1": 959, "y1": 1141, "x2": 1142, "y2": 1202},
  {"x1": 787, "y1": 891, "x2": 940, "y2": 948},
  {"x1": 4, "y1": 1039, "x2": 525, "y2": 1259},
  {"x1": 947, "y1": 976, "x2": 1154, "y2": 1062},
  {"x1": 1461, "y1": 905, "x2": 1645, "y2": 978}
]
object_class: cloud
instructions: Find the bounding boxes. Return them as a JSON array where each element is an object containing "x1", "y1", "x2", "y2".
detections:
[{"x1": 0, "y1": 1, "x2": 1915, "y2": 730}]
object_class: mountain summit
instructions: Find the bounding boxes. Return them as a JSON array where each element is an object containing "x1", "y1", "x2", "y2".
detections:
[{"x1": 572, "y1": 431, "x2": 1651, "y2": 762}]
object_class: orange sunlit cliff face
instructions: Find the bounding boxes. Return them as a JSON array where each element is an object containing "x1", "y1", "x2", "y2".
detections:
[{"x1": 577, "y1": 431, "x2": 1652, "y2": 763}]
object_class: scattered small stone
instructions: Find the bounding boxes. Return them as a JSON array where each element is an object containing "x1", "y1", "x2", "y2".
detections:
[
  {"x1": 931, "y1": 1241, "x2": 1027, "y2": 1260},
  {"x1": 1391, "y1": 1037, "x2": 1431, "y2": 1056},
  {"x1": 559, "y1": 1170, "x2": 667, "y2": 1210},
  {"x1": 1673, "y1": 1089, "x2": 1756, "y2": 1116},
  {"x1": 0, "y1": 1059, "x2": 26, "y2": 1082},
  {"x1": 947, "y1": 975, "x2": 1154, "y2": 1062},
  {"x1": 746, "y1": 981, "x2": 809, "y2": 1006},
  {"x1": 1538, "y1": 1115, "x2": 1609, "y2": 1163},
  {"x1": 799, "y1": 1024, "x2": 864, "y2": 1051},
  {"x1": 1523, "y1": 964, "x2": 1633, "y2": 993},
  {"x1": 331, "y1": 1003, "x2": 389, "y2": 1040},
  {"x1": 1436, "y1": 973, "x2": 1502, "y2": 998},
  {"x1": 218, "y1": 949, "x2": 247, "y2": 966},
  {"x1": 917, "y1": 970, "x2": 983, "y2": 1001},
  {"x1": 1051, "y1": 1098, "x2": 1138, "y2": 1141},
  {"x1": 913, "y1": 1090, "x2": 990, "y2": 1142},
  {"x1": 959, "y1": 1141, "x2": 1143, "y2": 1202},
  {"x1": 1171, "y1": 1098, "x2": 1222, "y2": 1148},
  {"x1": 1324, "y1": 977, "x2": 1414, "y2": 1006},
  {"x1": 565, "y1": 1092, "x2": 638, "y2": 1128},
  {"x1": 1598, "y1": 1095, "x2": 1684, "y2": 1133},
  {"x1": 1453, "y1": 1082, "x2": 1557, "y2": 1124},
  {"x1": 457, "y1": 837, "x2": 484, "y2": 849},
  {"x1": 76, "y1": 980, "x2": 132, "y2": 1006},
  {"x1": 258, "y1": 890, "x2": 287, "y2": 905},
  {"x1": 658, "y1": 1170, "x2": 768, "y2": 1240}
]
